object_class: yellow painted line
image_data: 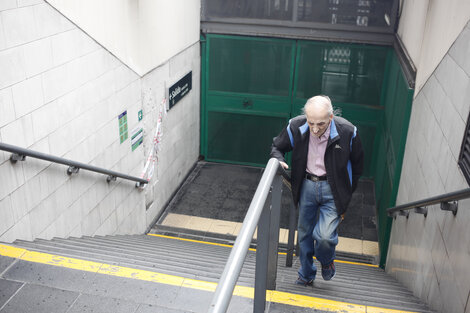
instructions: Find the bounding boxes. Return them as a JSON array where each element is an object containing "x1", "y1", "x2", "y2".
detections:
[
  {"x1": 268, "y1": 290, "x2": 367, "y2": 313},
  {"x1": 147, "y1": 233, "x2": 378, "y2": 268},
  {"x1": 182, "y1": 278, "x2": 217, "y2": 292},
  {"x1": 336, "y1": 259, "x2": 378, "y2": 268},
  {"x1": 98, "y1": 263, "x2": 185, "y2": 287},
  {"x1": 366, "y1": 306, "x2": 417, "y2": 313},
  {"x1": 0, "y1": 244, "x2": 26, "y2": 259},
  {"x1": 0, "y1": 243, "x2": 414, "y2": 313},
  {"x1": 147, "y1": 233, "x2": 256, "y2": 252},
  {"x1": 21, "y1": 250, "x2": 103, "y2": 273}
]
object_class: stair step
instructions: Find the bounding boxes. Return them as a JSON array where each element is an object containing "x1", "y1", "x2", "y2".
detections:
[
  {"x1": 50, "y1": 236, "x2": 235, "y2": 265},
  {"x1": 54, "y1": 236, "x2": 395, "y2": 287},
  {"x1": 11, "y1": 234, "x2": 433, "y2": 312},
  {"x1": 151, "y1": 226, "x2": 379, "y2": 265},
  {"x1": 13, "y1": 240, "x2": 254, "y2": 285},
  {"x1": 17, "y1": 235, "x2": 404, "y2": 290}
]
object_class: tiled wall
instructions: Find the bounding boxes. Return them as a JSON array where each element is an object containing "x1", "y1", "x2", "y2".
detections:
[
  {"x1": 387, "y1": 22, "x2": 470, "y2": 313},
  {"x1": 0, "y1": 1, "x2": 200, "y2": 242},
  {"x1": 141, "y1": 45, "x2": 200, "y2": 227}
]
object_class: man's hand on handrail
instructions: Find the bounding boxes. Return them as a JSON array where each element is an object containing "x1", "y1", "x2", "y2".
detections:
[{"x1": 274, "y1": 160, "x2": 292, "y2": 191}]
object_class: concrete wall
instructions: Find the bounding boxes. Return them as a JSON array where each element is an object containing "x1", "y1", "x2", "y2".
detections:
[
  {"x1": 0, "y1": 1, "x2": 200, "y2": 242},
  {"x1": 387, "y1": 21, "x2": 470, "y2": 313},
  {"x1": 397, "y1": 0, "x2": 470, "y2": 94},
  {"x1": 46, "y1": 0, "x2": 200, "y2": 76}
]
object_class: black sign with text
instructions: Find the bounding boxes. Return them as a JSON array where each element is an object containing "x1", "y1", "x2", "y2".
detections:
[{"x1": 168, "y1": 71, "x2": 192, "y2": 109}]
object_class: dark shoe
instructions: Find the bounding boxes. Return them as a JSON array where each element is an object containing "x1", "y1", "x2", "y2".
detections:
[
  {"x1": 295, "y1": 276, "x2": 313, "y2": 286},
  {"x1": 321, "y1": 261, "x2": 336, "y2": 281}
]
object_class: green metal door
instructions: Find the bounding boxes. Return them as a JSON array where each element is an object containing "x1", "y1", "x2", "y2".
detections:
[
  {"x1": 201, "y1": 34, "x2": 390, "y2": 175},
  {"x1": 201, "y1": 35, "x2": 296, "y2": 166},
  {"x1": 201, "y1": 35, "x2": 414, "y2": 267}
]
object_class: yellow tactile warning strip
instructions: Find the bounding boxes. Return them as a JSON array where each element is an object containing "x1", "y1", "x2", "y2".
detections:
[
  {"x1": 148, "y1": 234, "x2": 378, "y2": 268},
  {"x1": 161, "y1": 213, "x2": 379, "y2": 257},
  {"x1": 0, "y1": 243, "x2": 414, "y2": 313}
]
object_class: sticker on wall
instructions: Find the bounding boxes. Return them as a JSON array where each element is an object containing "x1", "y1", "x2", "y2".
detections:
[
  {"x1": 138, "y1": 110, "x2": 143, "y2": 121},
  {"x1": 140, "y1": 98, "x2": 167, "y2": 186},
  {"x1": 131, "y1": 126, "x2": 143, "y2": 151},
  {"x1": 118, "y1": 111, "x2": 128, "y2": 143}
]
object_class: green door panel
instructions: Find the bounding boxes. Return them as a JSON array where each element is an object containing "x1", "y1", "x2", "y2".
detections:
[
  {"x1": 208, "y1": 35, "x2": 295, "y2": 97},
  {"x1": 206, "y1": 111, "x2": 287, "y2": 166},
  {"x1": 294, "y1": 41, "x2": 389, "y2": 106},
  {"x1": 353, "y1": 123, "x2": 378, "y2": 178},
  {"x1": 204, "y1": 35, "x2": 296, "y2": 165},
  {"x1": 374, "y1": 53, "x2": 414, "y2": 267},
  {"x1": 207, "y1": 93, "x2": 291, "y2": 117}
]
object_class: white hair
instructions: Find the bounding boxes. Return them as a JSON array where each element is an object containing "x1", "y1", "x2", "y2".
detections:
[{"x1": 302, "y1": 95, "x2": 341, "y2": 116}]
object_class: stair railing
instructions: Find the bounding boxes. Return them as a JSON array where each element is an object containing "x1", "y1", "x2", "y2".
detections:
[
  {"x1": 0, "y1": 142, "x2": 148, "y2": 187},
  {"x1": 208, "y1": 158, "x2": 292, "y2": 313},
  {"x1": 387, "y1": 188, "x2": 470, "y2": 218}
]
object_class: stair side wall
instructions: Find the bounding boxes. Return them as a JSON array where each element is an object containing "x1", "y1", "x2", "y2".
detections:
[
  {"x1": 0, "y1": 1, "x2": 200, "y2": 242},
  {"x1": 45, "y1": 0, "x2": 200, "y2": 76},
  {"x1": 387, "y1": 21, "x2": 470, "y2": 313}
]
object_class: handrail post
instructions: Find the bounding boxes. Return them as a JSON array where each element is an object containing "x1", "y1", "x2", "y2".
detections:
[
  {"x1": 208, "y1": 158, "x2": 279, "y2": 313},
  {"x1": 266, "y1": 175, "x2": 282, "y2": 289},
  {"x1": 253, "y1": 190, "x2": 272, "y2": 313},
  {"x1": 286, "y1": 202, "x2": 297, "y2": 267}
]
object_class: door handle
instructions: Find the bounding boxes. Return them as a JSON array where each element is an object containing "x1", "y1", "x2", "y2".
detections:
[{"x1": 242, "y1": 98, "x2": 252, "y2": 108}]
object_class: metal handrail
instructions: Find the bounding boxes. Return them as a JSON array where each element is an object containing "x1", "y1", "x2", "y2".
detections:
[
  {"x1": 208, "y1": 158, "x2": 284, "y2": 313},
  {"x1": 387, "y1": 188, "x2": 470, "y2": 217},
  {"x1": 0, "y1": 142, "x2": 148, "y2": 187}
]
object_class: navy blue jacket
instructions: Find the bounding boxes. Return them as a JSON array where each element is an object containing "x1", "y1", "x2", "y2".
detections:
[{"x1": 271, "y1": 115, "x2": 364, "y2": 215}]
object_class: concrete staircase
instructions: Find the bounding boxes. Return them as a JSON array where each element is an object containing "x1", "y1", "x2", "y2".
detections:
[{"x1": 3, "y1": 234, "x2": 434, "y2": 313}]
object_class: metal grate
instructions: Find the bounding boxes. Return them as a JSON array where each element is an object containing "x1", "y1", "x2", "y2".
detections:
[{"x1": 458, "y1": 111, "x2": 470, "y2": 186}]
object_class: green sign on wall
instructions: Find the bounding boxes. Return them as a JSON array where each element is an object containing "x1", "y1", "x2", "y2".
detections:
[{"x1": 118, "y1": 111, "x2": 128, "y2": 143}]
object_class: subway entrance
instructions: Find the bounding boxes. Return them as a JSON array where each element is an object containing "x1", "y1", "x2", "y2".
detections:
[{"x1": 200, "y1": 34, "x2": 414, "y2": 265}]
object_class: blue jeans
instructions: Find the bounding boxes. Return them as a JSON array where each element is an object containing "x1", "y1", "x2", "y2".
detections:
[{"x1": 297, "y1": 179, "x2": 341, "y2": 281}]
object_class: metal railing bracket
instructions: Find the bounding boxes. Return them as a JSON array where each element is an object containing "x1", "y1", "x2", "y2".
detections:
[
  {"x1": 398, "y1": 210, "x2": 409, "y2": 218},
  {"x1": 67, "y1": 166, "x2": 80, "y2": 175},
  {"x1": 10, "y1": 153, "x2": 25, "y2": 163},
  {"x1": 441, "y1": 201, "x2": 458, "y2": 215},
  {"x1": 107, "y1": 175, "x2": 117, "y2": 183},
  {"x1": 414, "y1": 207, "x2": 428, "y2": 217}
]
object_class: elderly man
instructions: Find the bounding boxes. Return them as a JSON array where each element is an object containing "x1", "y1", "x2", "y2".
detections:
[{"x1": 271, "y1": 95, "x2": 364, "y2": 285}]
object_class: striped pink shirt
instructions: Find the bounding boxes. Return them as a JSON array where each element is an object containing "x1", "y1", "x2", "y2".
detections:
[{"x1": 306, "y1": 122, "x2": 330, "y2": 176}]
